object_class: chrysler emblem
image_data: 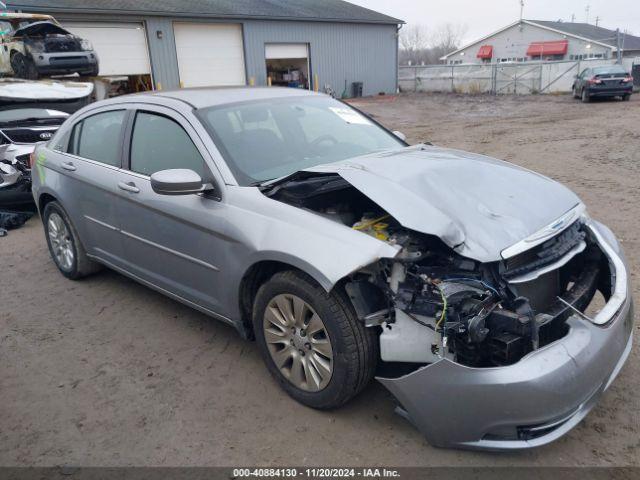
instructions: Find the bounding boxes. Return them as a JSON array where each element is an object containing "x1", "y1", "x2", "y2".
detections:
[{"x1": 39, "y1": 132, "x2": 53, "y2": 140}]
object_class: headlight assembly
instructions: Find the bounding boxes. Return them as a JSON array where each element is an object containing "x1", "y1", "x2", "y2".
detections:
[{"x1": 80, "y1": 39, "x2": 94, "y2": 51}]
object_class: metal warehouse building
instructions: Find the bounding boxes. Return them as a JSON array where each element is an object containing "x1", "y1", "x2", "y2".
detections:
[
  {"x1": 442, "y1": 19, "x2": 640, "y2": 65},
  {"x1": 6, "y1": 0, "x2": 403, "y2": 96}
]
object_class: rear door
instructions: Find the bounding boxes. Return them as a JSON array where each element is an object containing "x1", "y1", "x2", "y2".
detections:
[
  {"x1": 113, "y1": 104, "x2": 230, "y2": 315},
  {"x1": 48, "y1": 107, "x2": 128, "y2": 266}
]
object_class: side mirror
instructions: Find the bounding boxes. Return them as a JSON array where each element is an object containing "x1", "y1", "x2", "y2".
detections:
[
  {"x1": 392, "y1": 130, "x2": 407, "y2": 142},
  {"x1": 150, "y1": 168, "x2": 206, "y2": 195}
]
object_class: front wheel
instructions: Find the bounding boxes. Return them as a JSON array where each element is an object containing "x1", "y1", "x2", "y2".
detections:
[
  {"x1": 623, "y1": 94, "x2": 631, "y2": 101},
  {"x1": 11, "y1": 52, "x2": 38, "y2": 80},
  {"x1": 572, "y1": 86, "x2": 579, "y2": 99},
  {"x1": 253, "y1": 271, "x2": 378, "y2": 409}
]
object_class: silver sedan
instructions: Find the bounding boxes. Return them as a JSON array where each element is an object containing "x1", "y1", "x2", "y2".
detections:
[{"x1": 31, "y1": 87, "x2": 633, "y2": 450}]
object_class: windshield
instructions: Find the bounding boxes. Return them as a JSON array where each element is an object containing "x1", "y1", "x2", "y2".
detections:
[
  {"x1": 0, "y1": 108, "x2": 68, "y2": 125},
  {"x1": 197, "y1": 96, "x2": 405, "y2": 185},
  {"x1": 592, "y1": 66, "x2": 628, "y2": 75}
]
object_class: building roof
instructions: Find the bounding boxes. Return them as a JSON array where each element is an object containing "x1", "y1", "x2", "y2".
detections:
[
  {"x1": 442, "y1": 19, "x2": 640, "y2": 59},
  {"x1": 5, "y1": 0, "x2": 403, "y2": 25},
  {"x1": 530, "y1": 20, "x2": 640, "y2": 51}
]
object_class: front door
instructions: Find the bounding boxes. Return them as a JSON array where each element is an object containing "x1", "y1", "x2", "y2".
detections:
[{"x1": 114, "y1": 107, "x2": 229, "y2": 315}]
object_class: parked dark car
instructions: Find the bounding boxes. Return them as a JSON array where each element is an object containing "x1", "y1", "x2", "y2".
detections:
[{"x1": 572, "y1": 65, "x2": 633, "y2": 102}]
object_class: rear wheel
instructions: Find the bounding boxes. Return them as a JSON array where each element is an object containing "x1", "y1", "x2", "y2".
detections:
[
  {"x1": 43, "y1": 201, "x2": 102, "y2": 279},
  {"x1": 253, "y1": 270, "x2": 377, "y2": 409},
  {"x1": 581, "y1": 89, "x2": 590, "y2": 103}
]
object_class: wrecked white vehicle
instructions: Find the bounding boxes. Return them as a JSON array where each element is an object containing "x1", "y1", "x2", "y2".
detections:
[
  {"x1": 0, "y1": 13, "x2": 98, "y2": 79},
  {"x1": 32, "y1": 88, "x2": 633, "y2": 450},
  {"x1": 1, "y1": 78, "x2": 92, "y2": 213}
]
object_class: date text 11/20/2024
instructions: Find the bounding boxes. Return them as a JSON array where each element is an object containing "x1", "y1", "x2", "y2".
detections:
[{"x1": 232, "y1": 468, "x2": 401, "y2": 478}]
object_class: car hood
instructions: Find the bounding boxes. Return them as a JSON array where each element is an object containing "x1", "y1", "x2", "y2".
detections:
[
  {"x1": 13, "y1": 21, "x2": 72, "y2": 37},
  {"x1": 305, "y1": 145, "x2": 581, "y2": 262},
  {"x1": 0, "y1": 79, "x2": 94, "y2": 102}
]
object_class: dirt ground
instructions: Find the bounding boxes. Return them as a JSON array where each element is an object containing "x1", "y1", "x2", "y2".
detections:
[{"x1": 1, "y1": 93, "x2": 639, "y2": 467}]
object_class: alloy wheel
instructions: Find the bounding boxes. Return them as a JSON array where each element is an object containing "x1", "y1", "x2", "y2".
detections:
[
  {"x1": 48, "y1": 212, "x2": 74, "y2": 271},
  {"x1": 263, "y1": 293, "x2": 334, "y2": 392}
]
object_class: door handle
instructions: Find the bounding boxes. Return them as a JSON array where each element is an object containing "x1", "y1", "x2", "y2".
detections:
[
  {"x1": 61, "y1": 161, "x2": 76, "y2": 171},
  {"x1": 118, "y1": 181, "x2": 140, "y2": 193}
]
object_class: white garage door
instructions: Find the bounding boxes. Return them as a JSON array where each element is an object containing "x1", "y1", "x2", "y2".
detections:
[
  {"x1": 265, "y1": 43, "x2": 309, "y2": 60},
  {"x1": 173, "y1": 23, "x2": 246, "y2": 88},
  {"x1": 63, "y1": 22, "x2": 152, "y2": 76}
]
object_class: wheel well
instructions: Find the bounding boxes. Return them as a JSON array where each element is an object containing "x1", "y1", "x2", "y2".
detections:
[
  {"x1": 238, "y1": 261, "x2": 306, "y2": 340},
  {"x1": 38, "y1": 193, "x2": 57, "y2": 216}
]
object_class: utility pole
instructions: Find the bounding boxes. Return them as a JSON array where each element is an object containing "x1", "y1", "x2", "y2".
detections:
[
  {"x1": 571, "y1": 13, "x2": 576, "y2": 22},
  {"x1": 616, "y1": 28, "x2": 622, "y2": 64},
  {"x1": 595, "y1": 16, "x2": 600, "y2": 26},
  {"x1": 585, "y1": 4, "x2": 590, "y2": 23},
  {"x1": 519, "y1": 0, "x2": 524, "y2": 22}
]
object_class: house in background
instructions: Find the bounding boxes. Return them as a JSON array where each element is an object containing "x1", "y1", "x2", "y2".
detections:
[
  {"x1": 4, "y1": 0, "x2": 403, "y2": 97},
  {"x1": 442, "y1": 19, "x2": 640, "y2": 65}
]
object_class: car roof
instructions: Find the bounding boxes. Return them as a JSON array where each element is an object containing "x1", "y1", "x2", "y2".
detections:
[
  {"x1": 0, "y1": 13, "x2": 55, "y2": 21},
  {"x1": 144, "y1": 86, "x2": 323, "y2": 109}
]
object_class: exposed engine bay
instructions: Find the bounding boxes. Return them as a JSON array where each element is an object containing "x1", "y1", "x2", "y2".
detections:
[{"x1": 264, "y1": 173, "x2": 608, "y2": 369}]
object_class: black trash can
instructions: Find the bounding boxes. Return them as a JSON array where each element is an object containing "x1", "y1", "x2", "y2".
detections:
[{"x1": 351, "y1": 82, "x2": 363, "y2": 98}]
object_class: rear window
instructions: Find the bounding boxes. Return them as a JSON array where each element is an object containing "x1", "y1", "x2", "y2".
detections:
[
  {"x1": 592, "y1": 66, "x2": 627, "y2": 75},
  {"x1": 68, "y1": 110, "x2": 126, "y2": 167}
]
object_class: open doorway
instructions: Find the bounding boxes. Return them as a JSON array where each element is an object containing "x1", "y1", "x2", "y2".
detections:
[{"x1": 265, "y1": 43, "x2": 310, "y2": 90}]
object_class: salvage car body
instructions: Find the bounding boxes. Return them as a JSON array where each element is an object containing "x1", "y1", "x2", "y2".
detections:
[
  {"x1": 31, "y1": 88, "x2": 633, "y2": 450},
  {"x1": 0, "y1": 13, "x2": 99, "y2": 79},
  {"x1": 1, "y1": 79, "x2": 92, "y2": 210}
]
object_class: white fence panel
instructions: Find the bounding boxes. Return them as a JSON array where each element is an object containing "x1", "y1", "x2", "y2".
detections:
[{"x1": 399, "y1": 59, "x2": 633, "y2": 95}]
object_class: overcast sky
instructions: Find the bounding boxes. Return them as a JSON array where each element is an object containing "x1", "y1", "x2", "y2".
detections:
[{"x1": 348, "y1": 0, "x2": 639, "y2": 44}]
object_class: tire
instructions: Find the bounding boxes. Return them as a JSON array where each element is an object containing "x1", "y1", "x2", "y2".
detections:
[
  {"x1": 253, "y1": 270, "x2": 378, "y2": 409},
  {"x1": 581, "y1": 88, "x2": 590, "y2": 103},
  {"x1": 10, "y1": 52, "x2": 38, "y2": 80},
  {"x1": 43, "y1": 201, "x2": 102, "y2": 280},
  {"x1": 572, "y1": 86, "x2": 579, "y2": 99},
  {"x1": 623, "y1": 94, "x2": 631, "y2": 101}
]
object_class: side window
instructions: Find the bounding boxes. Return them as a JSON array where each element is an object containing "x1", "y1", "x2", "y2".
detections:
[
  {"x1": 0, "y1": 21, "x2": 12, "y2": 37},
  {"x1": 68, "y1": 110, "x2": 126, "y2": 167},
  {"x1": 129, "y1": 112, "x2": 206, "y2": 177},
  {"x1": 580, "y1": 69, "x2": 590, "y2": 79},
  {"x1": 51, "y1": 129, "x2": 70, "y2": 152}
]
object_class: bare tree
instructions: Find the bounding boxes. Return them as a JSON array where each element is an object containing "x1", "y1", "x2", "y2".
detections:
[
  {"x1": 399, "y1": 24, "x2": 429, "y2": 65},
  {"x1": 429, "y1": 23, "x2": 469, "y2": 62},
  {"x1": 399, "y1": 22, "x2": 468, "y2": 65}
]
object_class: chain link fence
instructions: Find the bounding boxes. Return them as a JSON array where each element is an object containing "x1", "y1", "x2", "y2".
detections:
[{"x1": 399, "y1": 58, "x2": 636, "y2": 94}]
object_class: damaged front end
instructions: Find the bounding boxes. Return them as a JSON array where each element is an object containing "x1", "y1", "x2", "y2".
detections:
[{"x1": 264, "y1": 170, "x2": 633, "y2": 450}]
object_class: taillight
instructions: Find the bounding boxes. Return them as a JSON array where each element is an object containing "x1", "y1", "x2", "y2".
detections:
[
  {"x1": 588, "y1": 77, "x2": 602, "y2": 85},
  {"x1": 29, "y1": 151, "x2": 36, "y2": 169},
  {"x1": 622, "y1": 76, "x2": 633, "y2": 83}
]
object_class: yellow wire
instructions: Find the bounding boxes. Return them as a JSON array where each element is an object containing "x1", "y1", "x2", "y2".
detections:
[
  {"x1": 352, "y1": 214, "x2": 390, "y2": 231},
  {"x1": 435, "y1": 283, "x2": 447, "y2": 330}
]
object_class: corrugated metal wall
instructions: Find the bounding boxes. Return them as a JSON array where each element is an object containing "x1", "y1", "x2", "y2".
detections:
[
  {"x1": 52, "y1": 13, "x2": 398, "y2": 96},
  {"x1": 243, "y1": 20, "x2": 398, "y2": 96}
]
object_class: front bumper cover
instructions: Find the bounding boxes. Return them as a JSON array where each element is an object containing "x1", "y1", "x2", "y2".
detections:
[
  {"x1": 377, "y1": 221, "x2": 634, "y2": 450},
  {"x1": 33, "y1": 52, "x2": 98, "y2": 75}
]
